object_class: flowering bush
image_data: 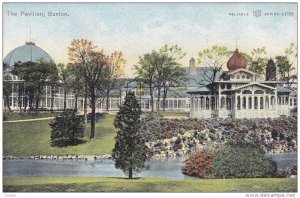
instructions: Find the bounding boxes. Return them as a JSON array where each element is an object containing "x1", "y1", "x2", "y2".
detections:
[{"x1": 182, "y1": 151, "x2": 213, "y2": 178}]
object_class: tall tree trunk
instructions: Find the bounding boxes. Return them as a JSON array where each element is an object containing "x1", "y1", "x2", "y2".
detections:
[
  {"x1": 129, "y1": 167, "x2": 133, "y2": 179},
  {"x1": 157, "y1": 86, "x2": 161, "y2": 112},
  {"x1": 84, "y1": 83, "x2": 88, "y2": 124},
  {"x1": 24, "y1": 95, "x2": 28, "y2": 112},
  {"x1": 90, "y1": 86, "x2": 96, "y2": 139},
  {"x1": 106, "y1": 90, "x2": 110, "y2": 111},
  {"x1": 149, "y1": 85, "x2": 154, "y2": 112},
  {"x1": 63, "y1": 89, "x2": 67, "y2": 111},
  {"x1": 74, "y1": 94, "x2": 78, "y2": 112},
  {"x1": 5, "y1": 95, "x2": 11, "y2": 112}
]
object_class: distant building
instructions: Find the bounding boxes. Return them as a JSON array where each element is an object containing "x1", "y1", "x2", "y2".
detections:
[
  {"x1": 3, "y1": 43, "x2": 297, "y2": 117},
  {"x1": 188, "y1": 49, "x2": 297, "y2": 119}
]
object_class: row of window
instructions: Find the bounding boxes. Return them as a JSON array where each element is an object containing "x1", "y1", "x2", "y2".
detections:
[{"x1": 231, "y1": 73, "x2": 251, "y2": 80}]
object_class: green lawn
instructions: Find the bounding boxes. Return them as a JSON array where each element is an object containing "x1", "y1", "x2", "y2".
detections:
[
  {"x1": 3, "y1": 112, "x2": 62, "y2": 121},
  {"x1": 3, "y1": 177, "x2": 297, "y2": 192},
  {"x1": 3, "y1": 115, "x2": 117, "y2": 156},
  {"x1": 142, "y1": 111, "x2": 189, "y2": 117}
]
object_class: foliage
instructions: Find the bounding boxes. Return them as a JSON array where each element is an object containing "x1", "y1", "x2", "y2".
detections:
[
  {"x1": 182, "y1": 151, "x2": 213, "y2": 178},
  {"x1": 247, "y1": 47, "x2": 268, "y2": 75},
  {"x1": 57, "y1": 63, "x2": 73, "y2": 111},
  {"x1": 197, "y1": 46, "x2": 230, "y2": 90},
  {"x1": 68, "y1": 39, "x2": 125, "y2": 139},
  {"x1": 112, "y1": 91, "x2": 148, "y2": 179},
  {"x1": 212, "y1": 144, "x2": 277, "y2": 178},
  {"x1": 11, "y1": 59, "x2": 58, "y2": 111},
  {"x1": 49, "y1": 109, "x2": 85, "y2": 147},
  {"x1": 134, "y1": 45, "x2": 187, "y2": 112}
]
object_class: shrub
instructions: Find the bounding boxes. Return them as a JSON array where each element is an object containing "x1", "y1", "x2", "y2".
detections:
[
  {"x1": 49, "y1": 109, "x2": 85, "y2": 147},
  {"x1": 182, "y1": 151, "x2": 213, "y2": 178},
  {"x1": 212, "y1": 144, "x2": 277, "y2": 178}
]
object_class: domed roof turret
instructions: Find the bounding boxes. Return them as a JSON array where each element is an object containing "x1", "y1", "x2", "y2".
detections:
[
  {"x1": 4, "y1": 42, "x2": 54, "y2": 68},
  {"x1": 227, "y1": 49, "x2": 247, "y2": 71}
]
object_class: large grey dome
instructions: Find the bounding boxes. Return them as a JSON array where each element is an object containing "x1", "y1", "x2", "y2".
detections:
[{"x1": 3, "y1": 42, "x2": 54, "y2": 68}]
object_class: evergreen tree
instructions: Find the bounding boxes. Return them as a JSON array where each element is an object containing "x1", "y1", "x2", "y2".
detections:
[
  {"x1": 112, "y1": 91, "x2": 148, "y2": 179},
  {"x1": 50, "y1": 109, "x2": 85, "y2": 147}
]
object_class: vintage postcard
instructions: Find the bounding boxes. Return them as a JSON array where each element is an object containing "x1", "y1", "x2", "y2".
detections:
[{"x1": 2, "y1": 2, "x2": 298, "y2": 196}]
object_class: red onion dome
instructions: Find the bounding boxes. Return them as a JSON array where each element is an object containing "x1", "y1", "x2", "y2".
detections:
[{"x1": 227, "y1": 49, "x2": 247, "y2": 71}]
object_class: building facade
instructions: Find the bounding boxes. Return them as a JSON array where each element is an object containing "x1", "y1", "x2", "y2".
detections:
[
  {"x1": 3, "y1": 43, "x2": 297, "y2": 117},
  {"x1": 188, "y1": 49, "x2": 297, "y2": 119}
]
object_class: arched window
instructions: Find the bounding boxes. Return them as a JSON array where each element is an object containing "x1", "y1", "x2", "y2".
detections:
[
  {"x1": 206, "y1": 97, "x2": 210, "y2": 110},
  {"x1": 260, "y1": 97, "x2": 264, "y2": 109},
  {"x1": 278, "y1": 97, "x2": 281, "y2": 105},
  {"x1": 194, "y1": 97, "x2": 199, "y2": 109},
  {"x1": 221, "y1": 97, "x2": 225, "y2": 109},
  {"x1": 227, "y1": 97, "x2": 232, "y2": 110},
  {"x1": 226, "y1": 84, "x2": 232, "y2": 89},
  {"x1": 178, "y1": 100, "x2": 182, "y2": 109},
  {"x1": 221, "y1": 84, "x2": 225, "y2": 89},
  {"x1": 271, "y1": 96, "x2": 275, "y2": 106},
  {"x1": 231, "y1": 75, "x2": 235, "y2": 79},
  {"x1": 285, "y1": 97, "x2": 289, "y2": 105},
  {"x1": 265, "y1": 96, "x2": 269, "y2": 109},
  {"x1": 174, "y1": 100, "x2": 177, "y2": 109},
  {"x1": 169, "y1": 100, "x2": 173, "y2": 108},
  {"x1": 254, "y1": 97, "x2": 258, "y2": 109},
  {"x1": 200, "y1": 97, "x2": 204, "y2": 109},
  {"x1": 211, "y1": 96, "x2": 215, "y2": 110},
  {"x1": 248, "y1": 97, "x2": 252, "y2": 109},
  {"x1": 237, "y1": 96, "x2": 241, "y2": 110},
  {"x1": 242, "y1": 97, "x2": 246, "y2": 109}
]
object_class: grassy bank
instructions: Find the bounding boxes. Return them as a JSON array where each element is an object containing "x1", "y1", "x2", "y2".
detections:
[
  {"x1": 3, "y1": 177, "x2": 297, "y2": 192},
  {"x1": 142, "y1": 111, "x2": 189, "y2": 117},
  {"x1": 3, "y1": 112, "x2": 62, "y2": 121},
  {"x1": 3, "y1": 115, "x2": 117, "y2": 156}
]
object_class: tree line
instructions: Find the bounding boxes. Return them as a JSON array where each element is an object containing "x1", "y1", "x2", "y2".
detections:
[{"x1": 3, "y1": 40, "x2": 297, "y2": 140}]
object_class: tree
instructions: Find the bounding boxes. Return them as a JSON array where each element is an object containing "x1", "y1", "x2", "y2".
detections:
[
  {"x1": 247, "y1": 47, "x2": 268, "y2": 75},
  {"x1": 112, "y1": 91, "x2": 148, "y2": 179},
  {"x1": 11, "y1": 59, "x2": 58, "y2": 111},
  {"x1": 104, "y1": 51, "x2": 125, "y2": 111},
  {"x1": 134, "y1": 45, "x2": 187, "y2": 112},
  {"x1": 57, "y1": 63, "x2": 72, "y2": 111},
  {"x1": 50, "y1": 109, "x2": 85, "y2": 146},
  {"x1": 134, "y1": 52, "x2": 157, "y2": 112},
  {"x1": 276, "y1": 43, "x2": 297, "y2": 86},
  {"x1": 3, "y1": 64, "x2": 12, "y2": 112},
  {"x1": 68, "y1": 39, "x2": 110, "y2": 139},
  {"x1": 68, "y1": 65, "x2": 85, "y2": 112},
  {"x1": 197, "y1": 46, "x2": 230, "y2": 91},
  {"x1": 158, "y1": 45, "x2": 187, "y2": 111}
]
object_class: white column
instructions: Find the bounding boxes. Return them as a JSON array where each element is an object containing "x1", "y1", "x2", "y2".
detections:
[{"x1": 11, "y1": 83, "x2": 14, "y2": 108}]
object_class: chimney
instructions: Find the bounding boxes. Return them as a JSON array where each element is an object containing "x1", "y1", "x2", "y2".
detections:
[{"x1": 189, "y1": 57, "x2": 196, "y2": 75}]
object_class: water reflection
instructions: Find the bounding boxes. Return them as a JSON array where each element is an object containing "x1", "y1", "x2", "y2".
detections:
[{"x1": 3, "y1": 152, "x2": 297, "y2": 180}]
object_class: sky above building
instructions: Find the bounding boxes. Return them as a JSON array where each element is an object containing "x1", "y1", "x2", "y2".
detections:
[{"x1": 3, "y1": 3, "x2": 297, "y2": 77}]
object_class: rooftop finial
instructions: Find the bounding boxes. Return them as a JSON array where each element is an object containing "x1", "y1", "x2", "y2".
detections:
[{"x1": 235, "y1": 36, "x2": 238, "y2": 49}]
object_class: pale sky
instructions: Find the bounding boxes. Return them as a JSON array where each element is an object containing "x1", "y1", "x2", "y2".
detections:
[{"x1": 3, "y1": 3, "x2": 297, "y2": 77}]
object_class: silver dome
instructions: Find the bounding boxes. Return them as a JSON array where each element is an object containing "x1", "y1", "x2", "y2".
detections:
[{"x1": 3, "y1": 42, "x2": 54, "y2": 68}]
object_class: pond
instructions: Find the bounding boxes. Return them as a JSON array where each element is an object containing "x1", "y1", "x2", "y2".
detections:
[{"x1": 3, "y1": 152, "x2": 297, "y2": 180}]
